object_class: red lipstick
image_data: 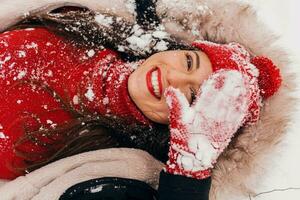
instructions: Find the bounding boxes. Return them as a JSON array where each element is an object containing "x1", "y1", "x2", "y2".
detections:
[{"x1": 146, "y1": 67, "x2": 162, "y2": 100}]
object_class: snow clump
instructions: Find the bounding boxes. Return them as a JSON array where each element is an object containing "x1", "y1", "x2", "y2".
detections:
[
  {"x1": 95, "y1": 14, "x2": 113, "y2": 27},
  {"x1": 125, "y1": 24, "x2": 170, "y2": 54},
  {"x1": 85, "y1": 85, "x2": 95, "y2": 101},
  {"x1": 0, "y1": 132, "x2": 6, "y2": 139}
]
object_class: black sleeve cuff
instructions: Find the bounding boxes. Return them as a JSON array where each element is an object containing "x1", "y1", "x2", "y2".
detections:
[{"x1": 157, "y1": 171, "x2": 211, "y2": 200}]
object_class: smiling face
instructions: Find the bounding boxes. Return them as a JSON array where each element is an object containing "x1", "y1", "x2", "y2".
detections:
[{"x1": 128, "y1": 50, "x2": 213, "y2": 124}]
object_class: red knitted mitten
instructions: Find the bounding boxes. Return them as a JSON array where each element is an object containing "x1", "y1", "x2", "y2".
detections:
[{"x1": 164, "y1": 70, "x2": 252, "y2": 179}]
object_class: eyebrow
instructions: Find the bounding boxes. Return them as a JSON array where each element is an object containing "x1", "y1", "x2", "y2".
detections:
[{"x1": 193, "y1": 51, "x2": 200, "y2": 69}]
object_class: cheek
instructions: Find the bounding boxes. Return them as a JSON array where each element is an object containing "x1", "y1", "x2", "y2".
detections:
[
  {"x1": 152, "y1": 102, "x2": 170, "y2": 124},
  {"x1": 140, "y1": 98, "x2": 170, "y2": 124}
]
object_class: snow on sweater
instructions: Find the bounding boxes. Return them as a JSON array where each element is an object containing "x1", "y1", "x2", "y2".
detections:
[{"x1": 0, "y1": 28, "x2": 149, "y2": 179}]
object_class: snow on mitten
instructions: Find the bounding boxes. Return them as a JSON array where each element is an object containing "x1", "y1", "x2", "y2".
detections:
[{"x1": 164, "y1": 70, "x2": 252, "y2": 179}]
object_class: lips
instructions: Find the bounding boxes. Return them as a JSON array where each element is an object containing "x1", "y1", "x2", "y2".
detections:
[{"x1": 146, "y1": 67, "x2": 162, "y2": 100}]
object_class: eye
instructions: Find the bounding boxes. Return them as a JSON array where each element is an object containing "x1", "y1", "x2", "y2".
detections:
[
  {"x1": 185, "y1": 53, "x2": 193, "y2": 71},
  {"x1": 189, "y1": 87, "x2": 196, "y2": 105}
]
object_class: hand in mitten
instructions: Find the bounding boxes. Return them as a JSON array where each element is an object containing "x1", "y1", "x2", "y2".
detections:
[{"x1": 164, "y1": 70, "x2": 252, "y2": 179}]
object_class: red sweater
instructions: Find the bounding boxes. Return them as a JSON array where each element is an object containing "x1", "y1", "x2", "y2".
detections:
[{"x1": 0, "y1": 28, "x2": 149, "y2": 179}]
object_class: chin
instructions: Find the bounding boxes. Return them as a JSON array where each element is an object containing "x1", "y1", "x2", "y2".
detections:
[{"x1": 146, "y1": 110, "x2": 169, "y2": 125}]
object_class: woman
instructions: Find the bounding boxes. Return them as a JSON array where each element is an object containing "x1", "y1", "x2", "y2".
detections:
[{"x1": 0, "y1": 11, "x2": 281, "y2": 200}]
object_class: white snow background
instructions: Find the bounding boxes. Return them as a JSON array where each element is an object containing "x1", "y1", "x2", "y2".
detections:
[{"x1": 240, "y1": 0, "x2": 300, "y2": 200}]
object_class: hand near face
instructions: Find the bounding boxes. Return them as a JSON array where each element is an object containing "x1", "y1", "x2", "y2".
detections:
[{"x1": 164, "y1": 69, "x2": 251, "y2": 179}]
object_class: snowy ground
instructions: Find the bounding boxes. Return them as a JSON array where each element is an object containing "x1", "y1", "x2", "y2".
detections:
[{"x1": 241, "y1": 0, "x2": 300, "y2": 200}]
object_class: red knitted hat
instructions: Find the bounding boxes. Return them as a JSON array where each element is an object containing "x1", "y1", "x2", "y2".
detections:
[{"x1": 193, "y1": 41, "x2": 282, "y2": 125}]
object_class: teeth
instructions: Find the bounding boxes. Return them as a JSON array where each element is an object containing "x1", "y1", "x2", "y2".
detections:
[{"x1": 151, "y1": 70, "x2": 160, "y2": 97}]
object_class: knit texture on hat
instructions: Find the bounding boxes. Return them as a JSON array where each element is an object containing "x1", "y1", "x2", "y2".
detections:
[
  {"x1": 251, "y1": 56, "x2": 282, "y2": 99},
  {"x1": 193, "y1": 41, "x2": 282, "y2": 125}
]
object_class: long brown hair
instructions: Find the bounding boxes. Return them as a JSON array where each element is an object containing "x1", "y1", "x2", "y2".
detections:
[
  {"x1": 9, "y1": 7, "x2": 195, "y2": 174},
  {"x1": 12, "y1": 79, "x2": 169, "y2": 174}
]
